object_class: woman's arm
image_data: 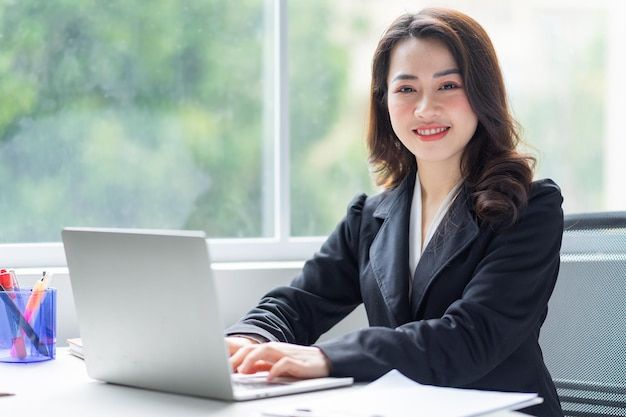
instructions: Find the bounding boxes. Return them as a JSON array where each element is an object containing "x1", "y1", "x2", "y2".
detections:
[{"x1": 225, "y1": 193, "x2": 368, "y2": 345}]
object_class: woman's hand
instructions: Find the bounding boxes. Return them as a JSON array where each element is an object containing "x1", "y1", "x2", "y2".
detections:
[
  {"x1": 229, "y1": 341, "x2": 331, "y2": 381},
  {"x1": 225, "y1": 336, "x2": 258, "y2": 356}
]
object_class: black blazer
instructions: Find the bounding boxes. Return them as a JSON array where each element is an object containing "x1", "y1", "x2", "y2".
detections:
[{"x1": 227, "y1": 173, "x2": 564, "y2": 417}]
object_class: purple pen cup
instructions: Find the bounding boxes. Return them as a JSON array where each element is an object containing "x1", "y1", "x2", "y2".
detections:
[{"x1": 0, "y1": 288, "x2": 56, "y2": 362}]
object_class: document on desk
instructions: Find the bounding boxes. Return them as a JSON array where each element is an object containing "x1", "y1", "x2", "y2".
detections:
[{"x1": 262, "y1": 370, "x2": 542, "y2": 417}]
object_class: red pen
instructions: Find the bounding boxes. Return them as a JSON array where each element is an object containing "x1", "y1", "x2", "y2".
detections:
[
  {"x1": 0, "y1": 269, "x2": 14, "y2": 294},
  {"x1": 0, "y1": 269, "x2": 26, "y2": 359}
]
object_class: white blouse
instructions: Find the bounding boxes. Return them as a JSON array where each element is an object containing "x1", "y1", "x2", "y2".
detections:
[{"x1": 409, "y1": 172, "x2": 463, "y2": 280}]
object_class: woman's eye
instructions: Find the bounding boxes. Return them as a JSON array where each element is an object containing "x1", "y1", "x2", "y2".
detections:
[
  {"x1": 398, "y1": 86, "x2": 415, "y2": 93},
  {"x1": 440, "y1": 83, "x2": 460, "y2": 91}
]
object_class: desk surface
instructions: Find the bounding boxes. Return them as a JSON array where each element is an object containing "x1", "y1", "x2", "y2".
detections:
[{"x1": 1, "y1": 349, "x2": 528, "y2": 417}]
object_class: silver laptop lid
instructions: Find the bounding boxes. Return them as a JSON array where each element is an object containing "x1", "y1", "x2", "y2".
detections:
[{"x1": 62, "y1": 227, "x2": 234, "y2": 399}]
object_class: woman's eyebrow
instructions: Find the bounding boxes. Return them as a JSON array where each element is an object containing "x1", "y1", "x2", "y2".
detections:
[
  {"x1": 390, "y1": 73, "x2": 418, "y2": 83},
  {"x1": 391, "y1": 68, "x2": 460, "y2": 83},
  {"x1": 433, "y1": 68, "x2": 460, "y2": 78}
]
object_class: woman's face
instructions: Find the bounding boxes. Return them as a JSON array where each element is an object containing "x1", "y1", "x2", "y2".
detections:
[{"x1": 386, "y1": 37, "x2": 478, "y2": 170}]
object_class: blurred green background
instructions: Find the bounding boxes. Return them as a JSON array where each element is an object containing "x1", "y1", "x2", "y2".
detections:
[
  {"x1": 0, "y1": 0, "x2": 372, "y2": 242},
  {"x1": 0, "y1": 0, "x2": 608, "y2": 244}
]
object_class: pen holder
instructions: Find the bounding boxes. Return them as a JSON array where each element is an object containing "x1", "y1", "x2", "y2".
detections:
[{"x1": 0, "y1": 288, "x2": 56, "y2": 363}]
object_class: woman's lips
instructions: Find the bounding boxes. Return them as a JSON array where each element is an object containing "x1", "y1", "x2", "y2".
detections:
[{"x1": 413, "y1": 126, "x2": 450, "y2": 141}]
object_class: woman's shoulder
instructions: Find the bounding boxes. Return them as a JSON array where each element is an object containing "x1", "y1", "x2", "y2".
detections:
[
  {"x1": 529, "y1": 178, "x2": 563, "y2": 206},
  {"x1": 346, "y1": 184, "x2": 406, "y2": 219},
  {"x1": 522, "y1": 179, "x2": 564, "y2": 226},
  {"x1": 530, "y1": 178, "x2": 561, "y2": 195}
]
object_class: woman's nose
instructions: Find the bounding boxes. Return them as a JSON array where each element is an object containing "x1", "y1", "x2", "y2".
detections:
[{"x1": 414, "y1": 96, "x2": 440, "y2": 119}]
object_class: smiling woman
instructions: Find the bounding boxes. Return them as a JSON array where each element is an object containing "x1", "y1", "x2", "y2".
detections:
[
  {"x1": 385, "y1": 37, "x2": 478, "y2": 171},
  {"x1": 226, "y1": 7, "x2": 564, "y2": 417},
  {"x1": 368, "y1": 10, "x2": 535, "y2": 228}
]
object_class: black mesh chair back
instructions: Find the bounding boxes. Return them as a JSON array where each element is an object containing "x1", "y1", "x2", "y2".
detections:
[{"x1": 539, "y1": 212, "x2": 626, "y2": 417}]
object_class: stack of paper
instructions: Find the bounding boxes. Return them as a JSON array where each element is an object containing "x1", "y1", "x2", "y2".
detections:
[
  {"x1": 263, "y1": 370, "x2": 541, "y2": 417},
  {"x1": 66, "y1": 338, "x2": 84, "y2": 359}
]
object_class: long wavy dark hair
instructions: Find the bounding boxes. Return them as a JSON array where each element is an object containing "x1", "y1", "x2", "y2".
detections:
[{"x1": 367, "y1": 8, "x2": 535, "y2": 227}]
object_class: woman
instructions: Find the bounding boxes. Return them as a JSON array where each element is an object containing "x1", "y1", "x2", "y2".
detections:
[{"x1": 226, "y1": 8, "x2": 564, "y2": 417}]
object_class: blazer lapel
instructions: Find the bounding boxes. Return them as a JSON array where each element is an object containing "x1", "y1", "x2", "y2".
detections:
[
  {"x1": 410, "y1": 185, "x2": 479, "y2": 318},
  {"x1": 368, "y1": 173, "x2": 414, "y2": 327}
]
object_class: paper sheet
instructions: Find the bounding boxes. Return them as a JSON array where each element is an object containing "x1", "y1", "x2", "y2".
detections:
[{"x1": 263, "y1": 370, "x2": 541, "y2": 417}]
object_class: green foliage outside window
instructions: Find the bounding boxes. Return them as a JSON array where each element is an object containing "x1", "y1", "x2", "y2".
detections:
[{"x1": 0, "y1": 0, "x2": 366, "y2": 242}]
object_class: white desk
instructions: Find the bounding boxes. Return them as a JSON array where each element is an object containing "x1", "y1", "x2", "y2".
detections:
[{"x1": 1, "y1": 349, "x2": 528, "y2": 417}]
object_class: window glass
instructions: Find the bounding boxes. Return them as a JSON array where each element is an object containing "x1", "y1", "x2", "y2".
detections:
[
  {"x1": 0, "y1": 0, "x2": 271, "y2": 242},
  {"x1": 501, "y1": 5, "x2": 607, "y2": 213},
  {"x1": 289, "y1": 1, "x2": 375, "y2": 237}
]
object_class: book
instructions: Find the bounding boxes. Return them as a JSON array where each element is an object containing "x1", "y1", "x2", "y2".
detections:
[{"x1": 66, "y1": 337, "x2": 83, "y2": 359}]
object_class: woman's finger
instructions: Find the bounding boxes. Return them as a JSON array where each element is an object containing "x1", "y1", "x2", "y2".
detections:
[
  {"x1": 268, "y1": 356, "x2": 303, "y2": 380},
  {"x1": 225, "y1": 336, "x2": 258, "y2": 357},
  {"x1": 229, "y1": 343, "x2": 258, "y2": 371},
  {"x1": 237, "y1": 343, "x2": 285, "y2": 374}
]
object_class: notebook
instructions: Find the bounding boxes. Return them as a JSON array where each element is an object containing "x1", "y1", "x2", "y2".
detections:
[{"x1": 62, "y1": 227, "x2": 353, "y2": 401}]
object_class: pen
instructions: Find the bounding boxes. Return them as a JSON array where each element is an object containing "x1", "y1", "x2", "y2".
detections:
[
  {"x1": 11, "y1": 271, "x2": 52, "y2": 358},
  {"x1": 0, "y1": 293, "x2": 48, "y2": 358},
  {"x1": 0, "y1": 269, "x2": 26, "y2": 358},
  {"x1": 23, "y1": 271, "x2": 51, "y2": 324},
  {"x1": 0, "y1": 269, "x2": 15, "y2": 296}
]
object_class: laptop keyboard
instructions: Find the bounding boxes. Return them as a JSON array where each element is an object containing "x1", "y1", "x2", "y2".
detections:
[{"x1": 231, "y1": 373, "x2": 291, "y2": 390}]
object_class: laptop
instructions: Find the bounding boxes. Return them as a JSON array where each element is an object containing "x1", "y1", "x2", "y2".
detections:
[{"x1": 62, "y1": 227, "x2": 353, "y2": 400}]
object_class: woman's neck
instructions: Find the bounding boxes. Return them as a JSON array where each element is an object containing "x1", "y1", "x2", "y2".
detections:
[{"x1": 417, "y1": 159, "x2": 463, "y2": 203}]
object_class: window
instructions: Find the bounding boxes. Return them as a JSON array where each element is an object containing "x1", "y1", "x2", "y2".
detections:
[
  {"x1": 0, "y1": 0, "x2": 271, "y2": 243},
  {"x1": 1, "y1": 0, "x2": 624, "y2": 267}
]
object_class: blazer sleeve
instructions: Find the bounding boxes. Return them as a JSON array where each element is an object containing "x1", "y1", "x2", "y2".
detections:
[
  {"x1": 316, "y1": 182, "x2": 564, "y2": 386},
  {"x1": 225, "y1": 193, "x2": 367, "y2": 345}
]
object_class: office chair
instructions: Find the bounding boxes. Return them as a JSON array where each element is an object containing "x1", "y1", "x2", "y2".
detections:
[{"x1": 539, "y1": 212, "x2": 626, "y2": 417}]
